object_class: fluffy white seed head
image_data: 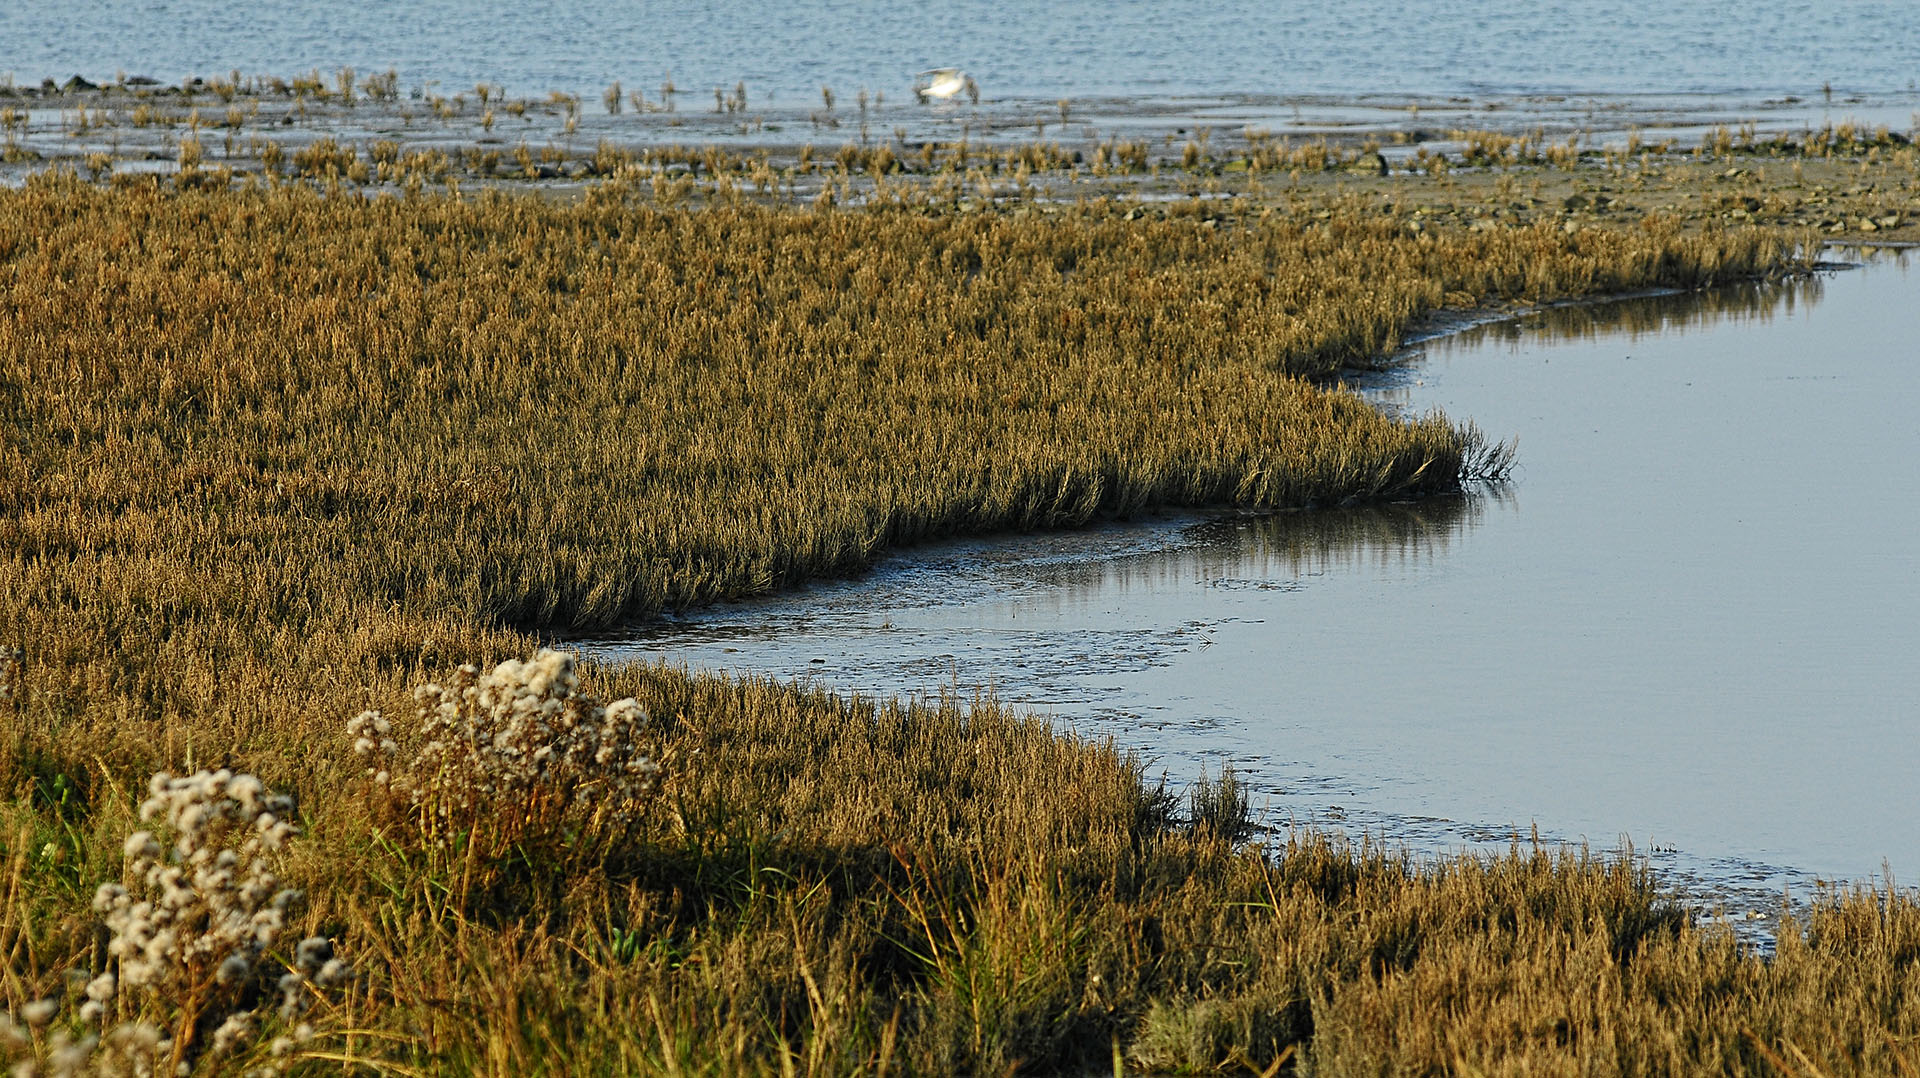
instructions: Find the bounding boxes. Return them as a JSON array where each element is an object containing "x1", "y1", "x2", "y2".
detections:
[
  {"x1": 373, "y1": 649, "x2": 661, "y2": 838},
  {"x1": 77, "y1": 770, "x2": 350, "y2": 1077},
  {"x1": 210, "y1": 1012, "x2": 253, "y2": 1056}
]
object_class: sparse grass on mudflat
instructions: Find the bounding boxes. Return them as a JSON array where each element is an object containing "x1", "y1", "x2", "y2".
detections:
[{"x1": 4, "y1": 176, "x2": 1906, "y2": 1075}]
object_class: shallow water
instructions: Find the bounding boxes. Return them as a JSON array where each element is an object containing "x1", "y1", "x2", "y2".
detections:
[
  {"x1": 12, "y1": 4, "x2": 1919, "y2": 196},
  {"x1": 8, "y1": 1, "x2": 1920, "y2": 102},
  {"x1": 588, "y1": 255, "x2": 1920, "y2": 919}
]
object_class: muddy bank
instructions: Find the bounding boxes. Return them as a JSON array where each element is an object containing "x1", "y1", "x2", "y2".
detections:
[{"x1": 6, "y1": 80, "x2": 1918, "y2": 243}]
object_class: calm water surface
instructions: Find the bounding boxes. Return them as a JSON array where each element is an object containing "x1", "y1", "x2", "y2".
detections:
[
  {"x1": 590, "y1": 257, "x2": 1920, "y2": 916},
  {"x1": 7, "y1": 1, "x2": 1920, "y2": 101}
]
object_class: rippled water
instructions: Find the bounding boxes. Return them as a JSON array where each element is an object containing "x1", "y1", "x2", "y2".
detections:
[
  {"x1": 588, "y1": 255, "x2": 1920, "y2": 919},
  {"x1": 7, "y1": 1, "x2": 1920, "y2": 102}
]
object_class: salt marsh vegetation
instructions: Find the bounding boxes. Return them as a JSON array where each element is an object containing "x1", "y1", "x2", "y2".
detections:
[{"x1": 0, "y1": 110, "x2": 1914, "y2": 1074}]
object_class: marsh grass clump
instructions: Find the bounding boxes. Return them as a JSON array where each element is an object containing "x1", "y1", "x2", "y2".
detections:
[
  {"x1": 289, "y1": 136, "x2": 354, "y2": 178},
  {"x1": 1244, "y1": 133, "x2": 1347, "y2": 173},
  {"x1": 1089, "y1": 137, "x2": 1151, "y2": 174},
  {"x1": 361, "y1": 69, "x2": 399, "y2": 104},
  {"x1": 1450, "y1": 128, "x2": 1540, "y2": 167},
  {"x1": 1187, "y1": 767, "x2": 1254, "y2": 844},
  {"x1": 1130, "y1": 995, "x2": 1304, "y2": 1073}
]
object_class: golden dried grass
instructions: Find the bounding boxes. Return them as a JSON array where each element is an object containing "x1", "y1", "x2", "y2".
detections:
[{"x1": 1, "y1": 175, "x2": 1888, "y2": 1075}]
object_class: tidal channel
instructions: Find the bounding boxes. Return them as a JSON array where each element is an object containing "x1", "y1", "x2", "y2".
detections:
[{"x1": 587, "y1": 252, "x2": 1919, "y2": 924}]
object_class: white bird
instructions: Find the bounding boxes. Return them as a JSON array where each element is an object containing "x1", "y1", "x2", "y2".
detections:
[{"x1": 915, "y1": 68, "x2": 969, "y2": 103}]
